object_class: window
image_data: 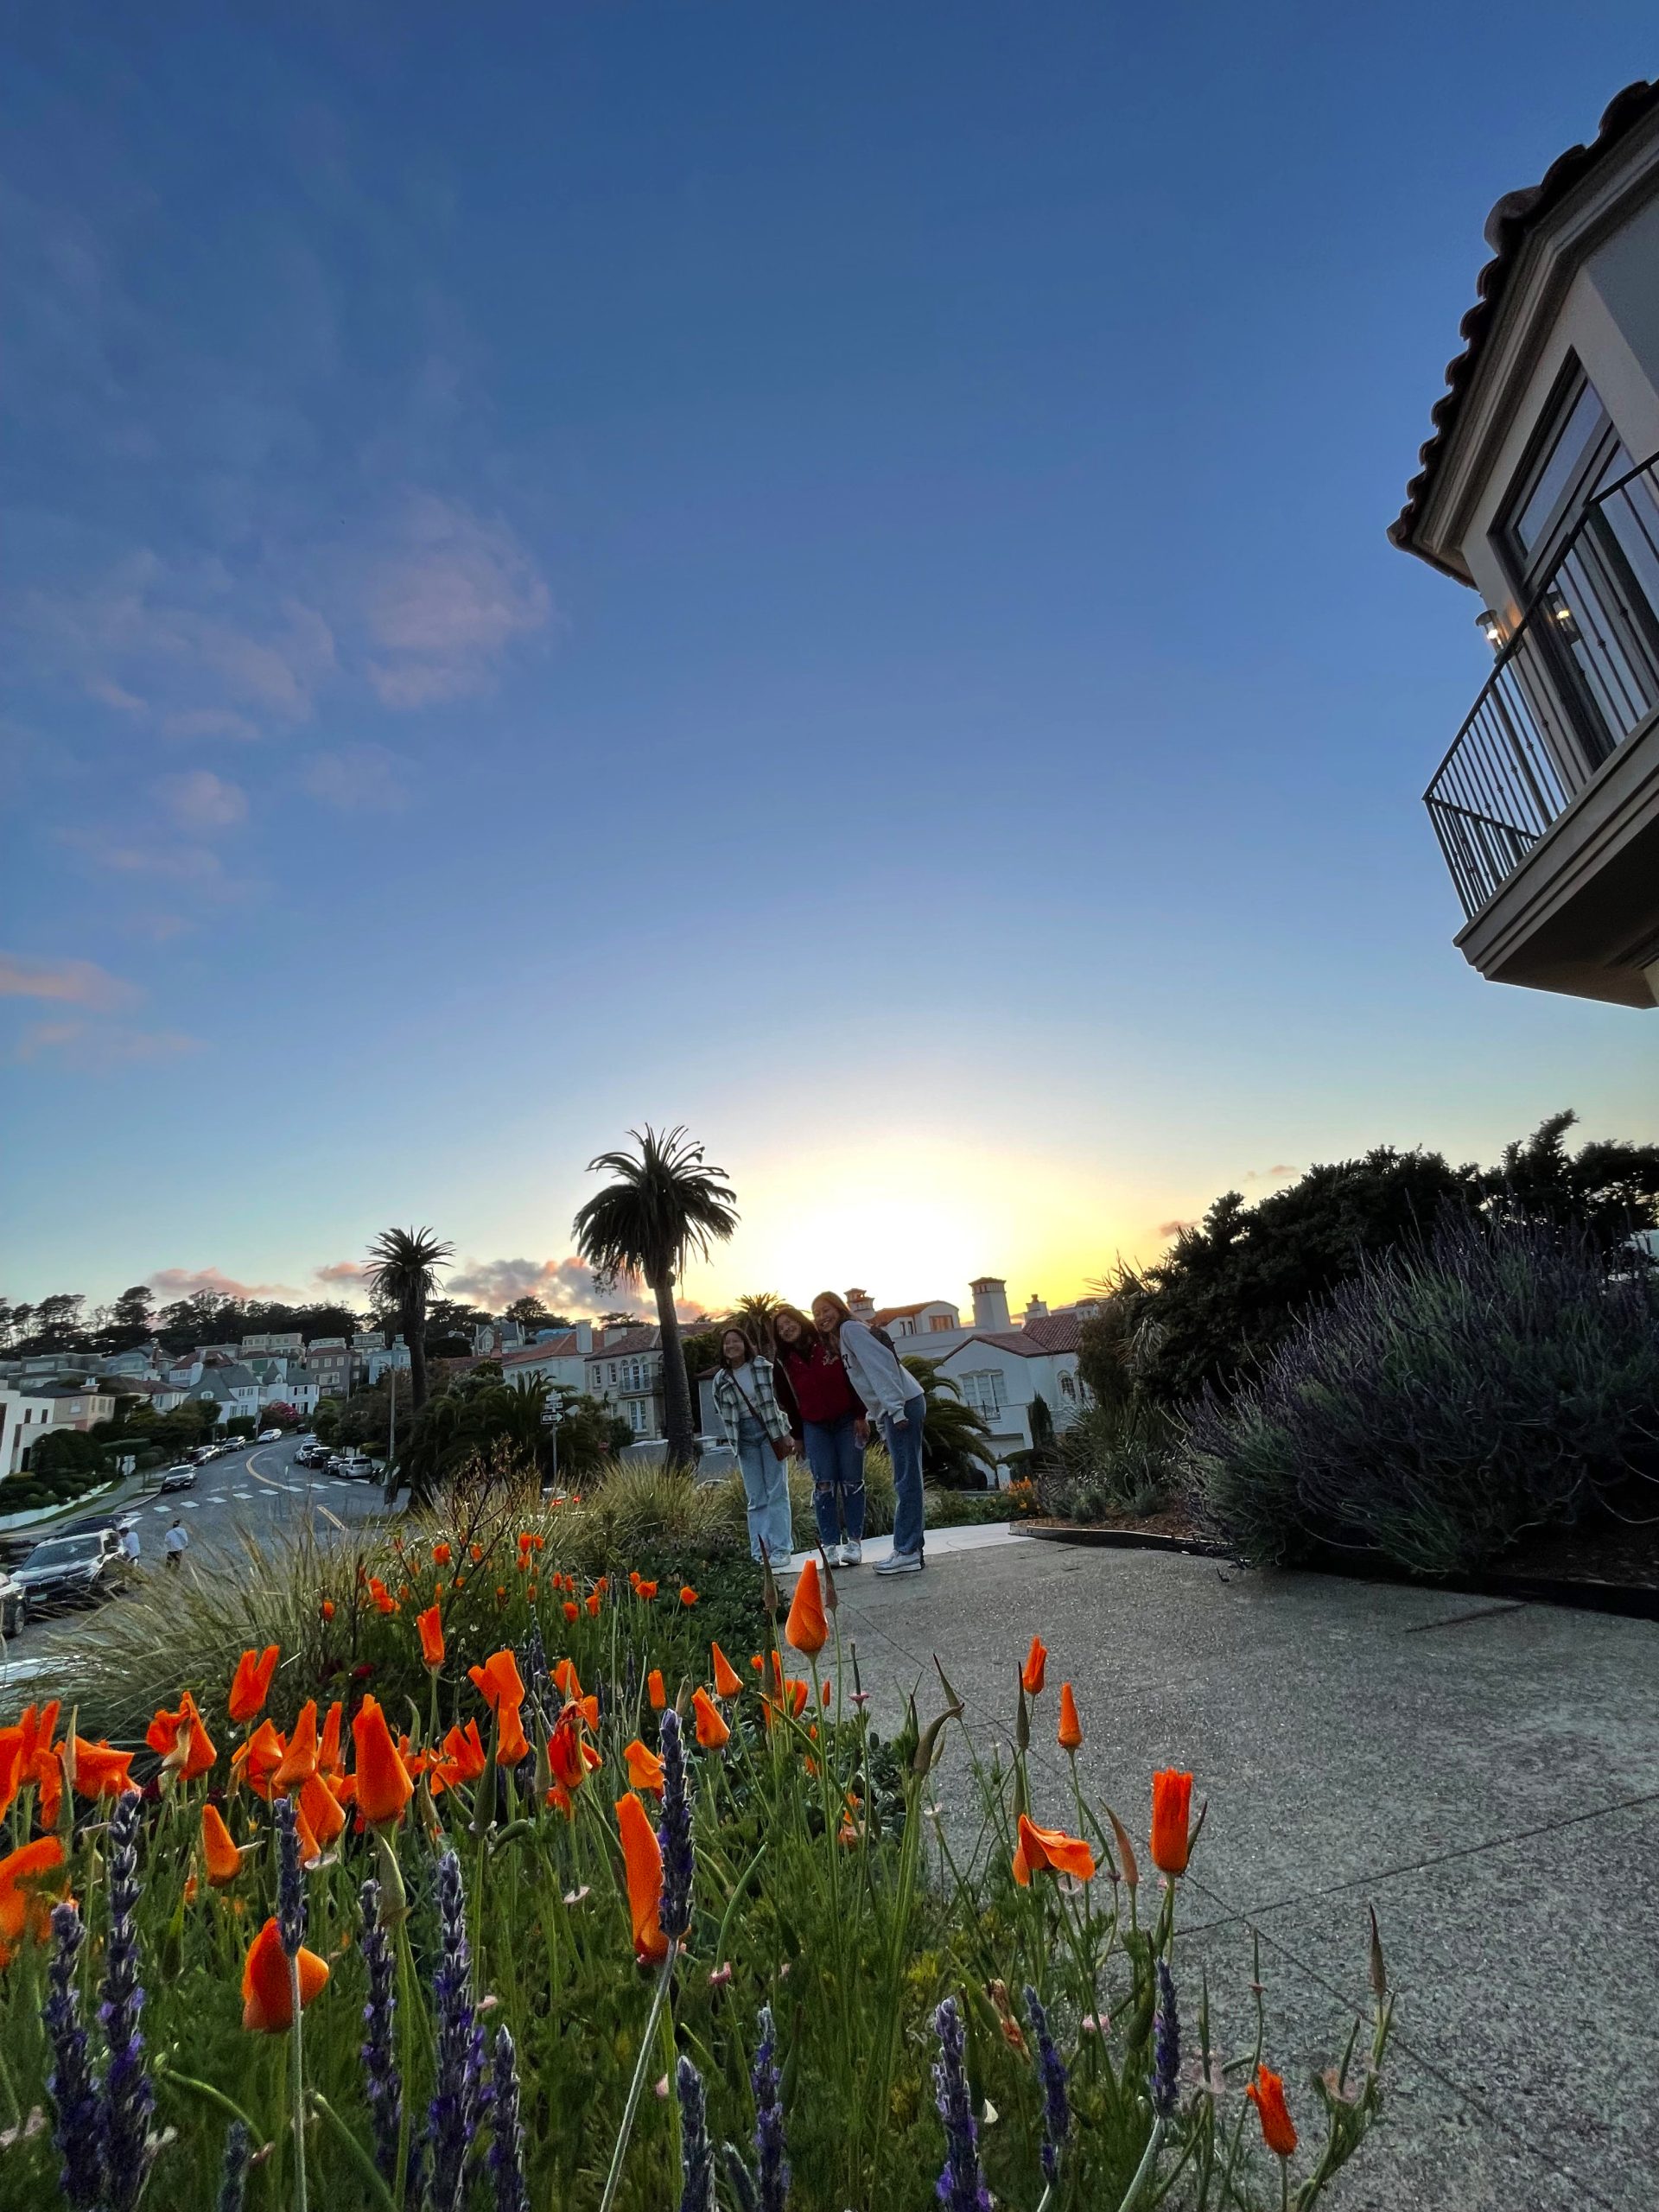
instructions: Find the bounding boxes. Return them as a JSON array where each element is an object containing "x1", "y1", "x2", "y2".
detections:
[
  {"x1": 1500, "y1": 365, "x2": 1626, "y2": 583},
  {"x1": 1058, "y1": 1371, "x2": 1077, "y2": 1402},
  {"x1": 961, "y1": 1370, "x2": 1005, "y2": 1417}
]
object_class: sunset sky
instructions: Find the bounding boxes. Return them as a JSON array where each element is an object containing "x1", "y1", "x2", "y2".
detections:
[{"x1": 3, "y1": 4, "x2": 1657, "y2": 1323}]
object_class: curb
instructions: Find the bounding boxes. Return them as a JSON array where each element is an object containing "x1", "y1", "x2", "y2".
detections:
[{"x1": 1011, "y1": 1521, "x2": 1659, "y2": 1620}]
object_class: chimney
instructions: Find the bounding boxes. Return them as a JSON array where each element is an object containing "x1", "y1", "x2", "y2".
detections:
[
  {"x1": 575, "y1": 1321, "x2": 593, "y2": 1354},
  {"x1": 1024, "y1": 1295, "x2": 1049, "y2": 1323},
  {"x1": 970, "y1": 1277, "x2": 1011, "y2": 1332},
  {"x1": 845, "y1": 1287, "x2": 875, "y2": 1319}
]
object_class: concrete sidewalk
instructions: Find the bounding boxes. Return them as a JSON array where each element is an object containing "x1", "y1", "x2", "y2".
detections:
[{"x1": 832, "y1": 1528, "x2": 1659, "y2": 2210}]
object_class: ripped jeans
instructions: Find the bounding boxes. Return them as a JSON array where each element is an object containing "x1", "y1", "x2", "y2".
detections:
[{"x1": 803, "y1": 1412, "x2": 866, "y2": 1548}]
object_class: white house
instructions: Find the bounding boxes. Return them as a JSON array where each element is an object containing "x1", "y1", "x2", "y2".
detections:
[
  {"x1": 1391, "y1": 77, "x2": 1659, "y2": 1005},
  {"x1": 899, "y1": 1313, "x2": 1087, "y2": 1467},
  {"x1": 500, "y1": 1325, "x2": 595, "y2": 1402},
  {"x1": 584, "y1": 1325, "x2": 665, "y2": 1440}
]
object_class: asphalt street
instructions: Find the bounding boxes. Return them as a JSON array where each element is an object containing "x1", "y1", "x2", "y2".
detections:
[{"x1": 1, "y1": 1437, "x2": 387, "y2": 1685}]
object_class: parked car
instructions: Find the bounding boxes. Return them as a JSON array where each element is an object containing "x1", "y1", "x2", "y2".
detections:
[
  {"x1": 158, "y1": 1465, "x2": 197, "y2": 1493},
  {"x1": 293, "y1": 1445, "x2": 328, "y2": 1470},
  {"x1": 333, "y1": 1453, "x2": 376, "y2": 1481},
  {"x1": 257, "y1": 1428, "x2": 283, "y2": 1442},
  {"x1": 0, "y1": 1567, "x2": 26, "y2": 1637},
  {"x1": 15, "y1": 1527, "x2": 125, "y2": 1610}
]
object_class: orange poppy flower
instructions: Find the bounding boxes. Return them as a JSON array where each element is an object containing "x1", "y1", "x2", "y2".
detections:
[
  {"x1": 518, "y1": 1532, "x2": 534, "y2": 1554},
  {"x1": 0, "y1": 1733, "x2": 22, "y2": 1824},
  {"x1": 553, "y1": 1657, "x2": 582, "y2": 1701},
  {"x1": 586, "y1": 1592, "x2": 601, "y2": 1618},
  {"x1": 273, "y1": 1701, "x2": 320, "y2": 1792},
  {"x1": 623, "y1": 1738, "x2": 664, "y2": 1794},
  {"x1": 468, "y1": 1649, "x2": 526, "y2": 1714},
  {"x1": 1150, "y1": 1769, "x2": 1195, "y2": 1876},
  {"x1": 1248, "y1": 2067, "x2": 1298, "y2": 2158},
  {"x1": 317, "y1": 1701, "x2": 345, "y2": 1778},
  {"x1": 228, "y1": 1645, "x2": 280, "y2": 1726},
  {"x1": 749, "y1": 1654, "x2": 764, "y2": 1674},
  {"x1": 233, "y1": 1719, "x2": 287, "y2": 1802},
  {"x1": 432, "y1": 1542, "x2": 452, "y2": 1567},
  {"x1": 820, "y1": 1681, "x2": 832, "y2": 1708},
  {"x1": 416, "y1": 1606, "x2": 445, "y2": 1670},
  {"x1": 1020, "y1": 1636, "x2": 1047, "y2": 1698},
  {"x1": 635, "y1": 1580, "x2": 658, "y2": 1602},
  {"x1": 1057, "y1": 1683, "x2": 1084, "y2": 1752},
  {"x1": 531, "y1": 1533, "x2": 545, "y2": 1550},
  {"x1": 614, "y1": 1792, "x2": 669, "y2": 1963},
  {"x1": 146, "y1": 1691, "x2": 218, "y2": 1783},
  {"x1": 679, "y1": 1585, "x2": 698, "y2": 1608},
  {"x1": 67, "y1": 1737, "x2": 135, "y2": 1802},
  {"x1": 300, "y1": 1770, "x2": 346, "y2": 1849},
  {"x1": 691, "y1": 1688, "x2": 731, "y2": 1751},
  {"x1": 320, "y1": 1599, "x2": 335, "y2": 1621},
  {"x1": 201, "y1": 1802, "x2": 244, "y2": 1886},
  {"x1": 469, "y1": 1543, "x2": 484, "y2": 1564},
  {"x1": 563, "y1": 1601, "x2": 579, "y2": 1624},
  {"x1": 549, "y1": 1705, "x2": 601, "y2": 1792},
  {"x1": 429, "y1": 1719, "x2": 487, "y2": 1796},
  {"x1": 1012, "y1": 1813, "x2": 1096, "y2": 1888},
  {"x1": 495, "y1": 1697, "x2": 531, "y2": 1767},
  {"x1": 710, "y1": 1643, "x2": 742, "y2": 1700},
  {"x1": 0, "y1": 1834, "x2": 67, "y2": 1960},
  {"x1": 785, "y1": 1559, "x2": 828, "y2": 1656},
  {"x1": 646, "y1": 1669, "x2": 665, "y2": 1711},
  {"x1": 352, "y1": 1696, "x2": 413, "y2": 1827},
  {"x1": 241, "y1": 1916, "x2": 330, "y2": 2033}
]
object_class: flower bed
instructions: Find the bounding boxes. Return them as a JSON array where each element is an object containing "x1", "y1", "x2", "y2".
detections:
[{"x1": 1, "y1": 1512, "x2": 1393, "y2": 2210}]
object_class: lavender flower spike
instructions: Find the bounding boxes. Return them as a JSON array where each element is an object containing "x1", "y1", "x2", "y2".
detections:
[
  {"x1": 676, "y1": 2055, "x2": 715, "y2": 2212},
  {"x1": 424, "y1": 1850, "x2": 486, "y2": 2212},
  {"x1": 44, "y1": 1901, "x2": 103, "y2": 2212},
  {"x1": 99, "y1": 1789, "x2": 156, "y2": 2212},
  {"x1": 1152, "y1": 1961, "x2": 1180, "y2": 2120},
  {"x1": 657, "y1": 1706, "x2": 694, "y2": 1943},
  {"x1": 216, "y1": 2120, "x2": 251, "y2": 2212},
  {"x1": 932, "y1": 1998, "x2": 991, "y2": 2212},
  {"x1": 359, "y1": 1878, "x2": 404, "y2": 2187},
  {"x1": 1023, "y1": 1986, "x2": 1071, "y2": 2185},
  {"x1": 273, "y1": 1794, "x2": 305, "y2": 1958},
  {"x1": 751, "y1": 2003, "x2": 789, "y2": 2212},
  {"x1": 488, "y1": 2025, "x2": 530, "y2": 2212}
]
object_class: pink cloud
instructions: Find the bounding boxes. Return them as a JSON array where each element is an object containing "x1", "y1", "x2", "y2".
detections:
[
  {"x1": 1155, "y1": 1217, "x2": 1198, "y2": 1240},
  {"x1": 315, "y1": 1259, "x2": 372, "y2": 1285},
  {"x1": 0, "y1": 951, "x2": 139, "y2": 1012},
  {"x1": 145, "y1": 1265, "x2": 309, "y2": 1304},
  {"x1": 448, "y1": 1255, "x2": 627, "y2": 1319},
  {"x1": 364, "y1": 493, "x2": 552, "y2": 709}
]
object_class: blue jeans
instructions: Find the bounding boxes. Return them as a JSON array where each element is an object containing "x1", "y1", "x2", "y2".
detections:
[
  {"x1": 734, "y1": 1414, "x2": 793, "y2": 1565},
  {"x1": 804, "y1": 1414, "x2": 865, "y2": 1547},
  {"x1": 884, "y1": 1394, "x2": 927, "y2": 1559}
]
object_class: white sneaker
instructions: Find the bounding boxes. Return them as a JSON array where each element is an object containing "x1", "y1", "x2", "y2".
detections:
[
  {"x1": 837, "y1": 1539, "x2": 862, "y2": 1567},
  {"x1": 874, "y1": 1548, "x2": 923, "y2": 1576}
]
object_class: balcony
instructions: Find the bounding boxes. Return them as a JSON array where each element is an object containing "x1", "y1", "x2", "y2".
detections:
[{"x1": 1422, "y1": 456, "x2": 1659, "y2": 1005}]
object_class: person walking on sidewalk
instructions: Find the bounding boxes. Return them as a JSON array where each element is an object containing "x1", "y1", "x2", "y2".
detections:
[
  {"x1": 773, "y1": 1302, "x2": 868, "y2": 1567},
  {"x1": 163, "y1": 1517, "x2": 189, "y2": 1570},
  {"x1": 710, "y1": 1325, "x2": 795, "y2": 1573},
  {"x1": 811, "y1": 1291, "x2": 928, "y2": 1576}
]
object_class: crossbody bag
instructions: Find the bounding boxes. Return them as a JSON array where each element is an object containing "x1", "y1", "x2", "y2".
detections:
[{"x1": 726, "y1": 1368, "x2": 791, "y2": 1461}]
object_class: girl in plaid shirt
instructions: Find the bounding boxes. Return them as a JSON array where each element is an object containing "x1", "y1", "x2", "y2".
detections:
[{"x1": 710, "y1": 1325, "x2": 795, "y2": 1570}]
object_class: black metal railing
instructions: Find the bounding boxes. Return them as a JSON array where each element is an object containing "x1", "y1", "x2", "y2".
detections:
[{"x1": 1423, "y1": 454, "x2": 1659, "y2": 918}]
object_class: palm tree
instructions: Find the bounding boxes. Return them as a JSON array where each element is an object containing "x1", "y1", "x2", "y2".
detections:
[
  {"x1": 365, "y1": 1225, "x2": 454, "y2": 1491},
  {"x1": 731, "y1": 1291, "x2": 783, "y2": 1353},
  {"x1": 573, "y1": 1125, "x2": 739, "y2": 1468},
  {"x1": 901, "y1": 1357, "x2": 999, "y2": 1489}
]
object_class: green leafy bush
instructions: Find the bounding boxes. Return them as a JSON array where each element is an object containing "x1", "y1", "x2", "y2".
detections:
[{"x1": 1185, "y1": 1215, "x2": 1659, "y2": 1574}]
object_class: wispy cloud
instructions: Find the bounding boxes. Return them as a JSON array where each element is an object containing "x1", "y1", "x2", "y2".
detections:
[
  {"x1": 1243, "y1": 1164, "x2": 1298, "y2": 1184},
  {"x1": 448, "y1": 1256, "x2": 629, "y2": 1319},
  {"x1": 302, "y1": 744, "x2": 410, "y2": 812},
  {"x1": 11, "y1": 1020, "x2": 202, "y2": 1071},
  {"x1": 0, "y1": 950, "x2": 140, "y2": 1012},
  {"x1": 144, "y1": 1265, "x2": 308, "y2": 1305},
  {"x1": 315, "y1": 1259, "x2": 372, "y2": 1286},
  {"x1": 363, "y1": 493, "x2": 553, "y2": 708},
  {"x1": 159, "y1": 768, "x2": 248, "y2": 832},
  {"x1": 1155, "y1": 1217, "x2": 1198, "y2": 1239}
]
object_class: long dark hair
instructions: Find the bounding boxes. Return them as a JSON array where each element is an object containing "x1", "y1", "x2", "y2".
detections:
[
  {"x1": 717, "y1": 1324, "x2": 758, "y2": 1370},
  {"x1": 770, "y1": 1304, "x2": 818, "y2": 1362}
]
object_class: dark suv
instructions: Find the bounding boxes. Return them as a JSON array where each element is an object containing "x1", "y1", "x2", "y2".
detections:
[{"x1": 15, "y1": 1526, "x2": 126, "y2": 1611}]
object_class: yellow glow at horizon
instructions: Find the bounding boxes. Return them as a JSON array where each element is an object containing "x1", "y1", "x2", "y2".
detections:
[{"x1": 677, "y1": 1135, "x2": 1148, "y2": 1315}]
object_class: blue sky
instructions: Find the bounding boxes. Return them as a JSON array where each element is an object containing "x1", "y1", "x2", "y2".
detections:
[{"x1": 3, "y1": 3, "x2": 1656, "y2": 1321}]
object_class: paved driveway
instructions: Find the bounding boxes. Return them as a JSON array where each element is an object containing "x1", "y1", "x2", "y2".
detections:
[{"x1": 834, "y1": 1526, "x2": 1659, "y2": 2210}]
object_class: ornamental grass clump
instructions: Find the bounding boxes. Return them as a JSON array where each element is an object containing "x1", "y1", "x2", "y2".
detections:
[{"x1": 0, "y1": 1549, "x2": 1394, "y2": 2210}]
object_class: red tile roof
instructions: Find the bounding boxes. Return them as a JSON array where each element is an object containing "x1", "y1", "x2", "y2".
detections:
[
  {"x1": 1390, "y1": 79, "x2": 1659, "y2": 574},
  {"x1": 499, "y1": 1332, "x2": 582, "y2": 1364}
]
